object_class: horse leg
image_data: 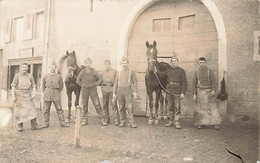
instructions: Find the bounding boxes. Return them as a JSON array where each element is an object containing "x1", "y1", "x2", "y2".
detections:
[
  {"x1": 74, "y1": 88, "x2": 81, "y2": 121},
  {"x1": 164, "y1": 94, "x2": 169, "y2": 120},
  {"x1": 154, "y1": 90, "x2": 161, "y2": 125},
  {"x1": 158, "y1": 92, "x2": 164, "y2": 120},
  {"x1": 65, "y1": 89, "x2": 72, "y2": 123},
  {"x1": 147, "y1": 91, "x2": 154, "y2": 125}
]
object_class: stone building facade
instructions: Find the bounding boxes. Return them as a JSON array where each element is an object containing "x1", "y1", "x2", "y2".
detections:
[{"x1": 0, "y1": 0, "x2": 259, "y2": 121}]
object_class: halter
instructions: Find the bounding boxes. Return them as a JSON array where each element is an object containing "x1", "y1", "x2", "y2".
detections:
[{"x1": 148, "y1": 59, "x2": 156, "y2": 63}]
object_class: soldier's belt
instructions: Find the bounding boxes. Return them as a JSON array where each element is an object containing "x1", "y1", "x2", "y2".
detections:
[
  {"x1": 169, "y1": 82, "x2": 180, "y2": 85},
  {"x1": 102, "y1": 83, "x2": 114, "y2": 86},
  {"x1": 47, "y1": 88, "x2": 60, "y2": 90}
]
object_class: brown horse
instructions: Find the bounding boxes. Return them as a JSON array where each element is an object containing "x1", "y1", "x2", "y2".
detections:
[
  {"x1": 58, "y1": 50, "x2": 85, "y2": 123},
  {"x1": 145, "y1": 41, "x2": 170, "y2": 124}
]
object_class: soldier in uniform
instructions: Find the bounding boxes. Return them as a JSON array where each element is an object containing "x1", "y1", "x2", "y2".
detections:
[
  {"x1": 192, "y1": 57, "x2": 221, "y2": 130},
  {"x1": 76, "y1": 57, "x2": 107, "y2": 126},
  {"x1": 101, "y1": 60, "x2": 120, "y2": 125},
  {"x1": 11, "y1": 62, "x2": 42, "y2": 131},
  {"x1": 42, "y1": 61, "x2": 69, "y2": 128},
  {"x1": 165, "y1": 55, "x2": 188, "y2": 129},
  {"x1": 113, "y1": 56, "x2": 138, "y2": 128}
]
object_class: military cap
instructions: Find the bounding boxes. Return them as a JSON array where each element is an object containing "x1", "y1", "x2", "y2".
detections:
[
  {"x1": 21, "y1": 61, "x2": 29, "y2": 66},
  {"x1": 68, "y1": 66, "x2": 75, "y2": 71},
  {"x1": 85, "y1": 57, "x2": 92, "y2": 62},
  {"x1": 49, "y1": 61, "x2": 57, "y2": 67},
  {"x1": 199, "y1": 57, "x2": 206, "y2": 61},
  {"x1": 104, "y1": 59, "x2": 111, "y2": 64},
  {"x1": 121, "y1": 56, "x2": 129, "y2": 63}
]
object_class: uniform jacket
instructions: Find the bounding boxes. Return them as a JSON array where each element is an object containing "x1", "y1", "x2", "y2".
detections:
[
  {"x1": 166, "y1": 66, "x2": 188, "y2": 95},
  {"x1": 101, "y1": 67, "x2": 117, "y2": 92},
  {"x1": 76, "y1": 67, "x2": 102, "y2": 88},
  {"x1": 42, "y1": 73, "x2": 63, "y2": 101}
]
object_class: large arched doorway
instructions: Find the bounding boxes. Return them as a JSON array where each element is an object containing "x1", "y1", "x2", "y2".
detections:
[{"x1": 127, "y1": 0, "x2": 221, "y2": 116}]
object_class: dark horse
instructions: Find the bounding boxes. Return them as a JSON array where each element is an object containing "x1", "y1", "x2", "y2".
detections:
[
  {"x1": 58, "y1": 50, "x2": 85, "y2": 123},
  {"x1": 145, "y1": 41, "x2": 172, "y2": 125}
]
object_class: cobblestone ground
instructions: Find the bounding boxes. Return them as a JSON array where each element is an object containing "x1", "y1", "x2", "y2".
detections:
[{"x1": 0, "y1": 108, "x2": 259, "y2": 163}]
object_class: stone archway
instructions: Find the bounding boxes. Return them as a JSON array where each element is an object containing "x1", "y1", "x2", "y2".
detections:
[
  {"x1": 117, "y1": 0, "x2": 227, "y2": 80},
  {"x1": 117, "y1": 0, "x2": 228, "y2": 115}
]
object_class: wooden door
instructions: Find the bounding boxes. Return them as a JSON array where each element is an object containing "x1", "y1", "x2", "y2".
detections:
[{"x1": 128, "y1": 0, "x2": 218, "y2": 117}]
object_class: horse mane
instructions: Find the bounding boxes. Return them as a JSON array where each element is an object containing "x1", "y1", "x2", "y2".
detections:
[{"x1": 156, "y1": 61, "x2": 172, "y2": 71}]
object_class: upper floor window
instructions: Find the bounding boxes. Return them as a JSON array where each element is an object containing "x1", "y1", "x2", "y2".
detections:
[
  {"x1": 35, "y1": 11, "x2": 44, "y2": 39},
  {"x1": 13, "y1": 17, "x2": 24, "y2": 41},
  {"x1": 178, "y1": 14, "x2": 195, "y2": 30},
  {"x1": 152, "y1": 18, "x2": 171, "y2": 32}
]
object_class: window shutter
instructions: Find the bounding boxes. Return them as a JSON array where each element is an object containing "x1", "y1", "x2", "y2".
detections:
[
  {"x1": 24, "y1": 14, "x2": 34, "y2": 40},
  {"x1": 5, "y1": 19, "x2": 12, "y2": 43}
]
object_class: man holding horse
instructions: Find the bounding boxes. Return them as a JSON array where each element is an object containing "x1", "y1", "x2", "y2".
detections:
[
  {"x1": 42, "y1": 61, "x2": 69, "y2": 128},
  {"x1": 101, "y1": 60, "x2": 120, "y2": 126},
  {"x1": 165, "y1": 55, "x2": 187, "y2": 129},
  {"x1": 113, "y1": 56, "x2": 138, "y2": 128},
  {"x1": 76, "y1": 57, "x2": 107, "y2": 126}
]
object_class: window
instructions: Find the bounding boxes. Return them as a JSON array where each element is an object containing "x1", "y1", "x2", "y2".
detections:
[
  {"x1": 178, "y1": 15, "x2": 195, "y2": 30},
  {"x1": 35, "y1": 11, "x2": 44, "y2": 39},
  {"x1": 13, "y1": 17, "x2": 24, "y2": 41},
  {"x1": 8, "y1": 57, "x2": 42, "y2": 91},
  {"x1": 152, "y1": 18, "x2": 171, "y2": 32}
]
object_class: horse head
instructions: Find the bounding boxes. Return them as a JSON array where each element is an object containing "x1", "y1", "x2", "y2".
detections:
[
  {"x1": 66, "y1": 50, "x2": 80, "y2": 76},
  {"x1": 146, "y1": 41, "x2": 158, "y2": 73}
]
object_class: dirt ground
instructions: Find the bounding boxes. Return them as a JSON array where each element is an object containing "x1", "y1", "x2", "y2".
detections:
[{"x1": 0, "y1": 108, "x2": 259, "y2": 163}]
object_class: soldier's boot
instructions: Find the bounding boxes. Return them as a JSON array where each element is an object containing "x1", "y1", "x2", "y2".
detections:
[
  {"x1": 165, "y1": 121, "x2": 174, "y2": 127},
  {"x1": 43, "y1": 113, "x2": 50, "y2": 128},
  {"x1": 18, "y1": 123, "x2": 23, "y2": 132},
  {"x1": 174, "y1": 122, "x2": 182, "y2": 129},
  {"x1": 30, "y1": 118, "x2": 42, "y2": 130},
  {"x1": 65, "y1": 106, "x2": 71, "y2": 123},
  {"x1": 81, "y1": 119, "x2": 88, "y2": 126},
  {"x1": 165, "y1": 112, "x2": 174, "y2": 127},
  {"x1": 97, "y1": 107, "x2": 107, "y2": 126},
  {"x1": 114, "y1": 108, "x2": 120, "y2": 126},
  {"x1": 118, "y1": 120, "x2": 126, "y2": 127},
  {"x1": 100, "y1": 117, "x2": 107, "y2": 126},
  {"x1": 214, "y1": 125, "x2": 220, "y2": 130},
  {"x1": 114, "y1": 117, "x2": 120, "y2": 126},
  {"x1": 104, "y1": 111, "x2": 110, "y2": 124},
  {"x1": 129, "y1": 122, "x2": 138, "y2": 128},
  {"x1": 58, "y1": 113, "x2": 70, "y2": 127}
]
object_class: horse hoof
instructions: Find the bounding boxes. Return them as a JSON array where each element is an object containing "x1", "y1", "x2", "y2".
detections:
[
  {"x1": 158, "y1": 116, "x2": 162, "y2": 120},
  {"x1": 148, "y1": 119, "x2": 154, "y2": 125},
  {"x1": 154, "y1": 119, "x2": 159, "y2": 125},
  {"x1": 163, "y1": 116, "x2": 168, "y2": 120}
]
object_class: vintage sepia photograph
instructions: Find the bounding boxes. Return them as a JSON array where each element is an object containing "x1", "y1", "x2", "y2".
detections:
[{"x1": 0, "y1": 0, "x2": 259, "y2": 162}]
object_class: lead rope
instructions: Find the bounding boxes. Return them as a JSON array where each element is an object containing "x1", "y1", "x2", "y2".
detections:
[{"x1": 153, "y1": 70, "x2": 176, "y2": 96}]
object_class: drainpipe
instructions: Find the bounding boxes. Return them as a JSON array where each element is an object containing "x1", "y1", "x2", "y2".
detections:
[{"x1": 43, "y1": 0, "x2": 52, "y2": 76}]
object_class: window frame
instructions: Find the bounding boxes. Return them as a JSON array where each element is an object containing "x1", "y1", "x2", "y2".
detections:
[
  {"x1": 34, "y1": 10, "x2": 45, "y2": 40},
  {"x1": 152, "y1": 18, "x2": 172, "y2": 33},
  {"x1": 12, "y1": 16, "x2": 24, "y2": 42}
]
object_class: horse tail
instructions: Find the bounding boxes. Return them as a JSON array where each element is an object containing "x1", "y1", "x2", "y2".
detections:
[{"x1": 56, "y1": 53, "x2": 68, "y2": 74}]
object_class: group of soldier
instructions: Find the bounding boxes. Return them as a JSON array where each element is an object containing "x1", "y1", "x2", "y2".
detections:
[{"x1": 11, "y1": 55, "x2": 221, "y2": 131}]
